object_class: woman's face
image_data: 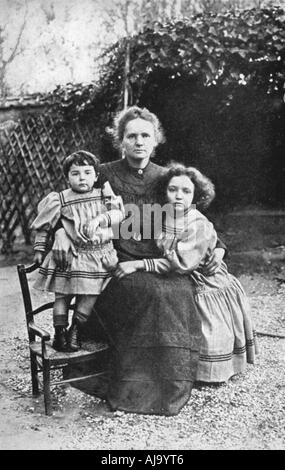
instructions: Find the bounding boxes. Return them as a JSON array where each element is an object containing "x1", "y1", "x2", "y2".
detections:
[
  {"x1": 121, "y1": 118, "x2": 157, "y2": 166},
  {"x1": 166, "y1": 175, "x2": 195, "y2": 213}
]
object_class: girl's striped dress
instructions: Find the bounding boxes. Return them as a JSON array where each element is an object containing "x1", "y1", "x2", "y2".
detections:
[
  {"x1": 31, "y1": 182, "x2": 124, "y2": 295},
  {"x1": 143, "y1": 207, "x2": 258, "y2": 383}
]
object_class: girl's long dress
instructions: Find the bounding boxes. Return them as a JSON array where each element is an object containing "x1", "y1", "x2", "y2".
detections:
[
  {"x1": 31, "y1": 185, "x2": 123, "y2": 295},
  {"x1": 192, "y1": 263, "x2": 257, "y2": 382},
  {"x1": 144, "y1": 207, "x2": 258, "y2": 383}
]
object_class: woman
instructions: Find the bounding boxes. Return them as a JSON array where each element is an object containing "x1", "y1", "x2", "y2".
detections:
[{"x1": 53, "y1": 106, "x2": 226, "y2": 416}]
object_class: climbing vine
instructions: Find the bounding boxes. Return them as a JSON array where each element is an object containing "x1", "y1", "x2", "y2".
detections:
[{"x1": 46, "y1": 6, "x2": 285, "y2": 120}]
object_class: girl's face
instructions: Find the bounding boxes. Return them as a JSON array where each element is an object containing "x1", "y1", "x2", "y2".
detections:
[
  {"x1": 166, "y1": 175, "x2": 195, "y2": 213},
  {"x1": 121, "y1": 118, "x2": 157, "y2": 166},
  {"x1": 68, "y1": 164, "x2": 97, "y2": 192}
]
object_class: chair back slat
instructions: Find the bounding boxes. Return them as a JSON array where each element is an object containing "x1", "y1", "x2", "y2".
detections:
[
  {"x1": 31, "y1": 303, "x2": 76, "y2": 316},
  {"x1": 17, "y1": 264, "x2": 33, "y2": 315},
  {"x1": 24, "y1": 263, "x2": 40, "y2": 274},
  {"x1": 32, "y1": 302, "x2": 54, "y2": 315},
  {"x1": 17, "y1": 263, "x2": 38, "y2": 342}
]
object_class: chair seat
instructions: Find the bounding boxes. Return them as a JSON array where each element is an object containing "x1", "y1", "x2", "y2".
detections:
[{"x1": 30, "y1": 340, "x2": 109, "y2": 366}]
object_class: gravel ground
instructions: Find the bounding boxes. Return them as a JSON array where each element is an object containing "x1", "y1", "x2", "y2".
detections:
[{"x1": 0, "y1": 263, "x2": 284, "y2": 450}]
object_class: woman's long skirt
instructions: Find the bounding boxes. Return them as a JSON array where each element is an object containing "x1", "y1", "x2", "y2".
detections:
[{"x1": 94, "y1": 271, "x2": 201, "y2": 416}]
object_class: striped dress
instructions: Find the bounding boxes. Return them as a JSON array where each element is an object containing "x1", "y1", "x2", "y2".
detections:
[
  {"x1": 143, "y1": 207, "x2": 258, "y2": 383},
  {"x1": 31, "y1": 182, "x2": 124, "y2": 295}
]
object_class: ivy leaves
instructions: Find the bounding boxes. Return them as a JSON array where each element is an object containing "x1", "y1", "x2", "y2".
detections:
[
  {"x1": 100, "y1": 5, "x2": 285, "y2": 105},
  {"x1": 47, "y1": 6, "x2": 285, "y2": 120}
]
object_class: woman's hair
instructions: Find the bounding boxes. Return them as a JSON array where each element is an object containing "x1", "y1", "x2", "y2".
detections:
[
  {"x1": 63, "y1": 150, "x2": 100, "y2": 178},
  {"x1": 109, "y1": 106, "x2": 165, "y2": 148},
  {"x1": 158, "y1": 162, "x2": 215, "y2": 211}
]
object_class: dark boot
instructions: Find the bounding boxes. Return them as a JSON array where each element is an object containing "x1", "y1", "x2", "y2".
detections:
[
  {"x1": 67, "y1": 319, "x2": 82, "y2": 352},
  {"x1": 52, "y1": 326, "x2": 68, "y2": 351}
]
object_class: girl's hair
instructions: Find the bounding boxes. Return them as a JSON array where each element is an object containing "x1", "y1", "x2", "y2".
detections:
[
  {"x1": 108, "y1": 105, "x2": 165, "y2": 148},
  {"x1": 63, "y1": 150, "x2": 100, "y2": 178},
  {"x1": 158, "y1": 162, "x2": 215, "y2": 211}
]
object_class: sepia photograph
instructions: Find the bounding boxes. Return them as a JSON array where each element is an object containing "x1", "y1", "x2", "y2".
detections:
[{"x1": 0, "y1": 0, "x2": 284, "y2": 452}]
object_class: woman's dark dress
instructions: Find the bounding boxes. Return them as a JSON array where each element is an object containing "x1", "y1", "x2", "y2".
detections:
[{"x1": 89, "y1": 159, "x2": 202, "y2": 415}]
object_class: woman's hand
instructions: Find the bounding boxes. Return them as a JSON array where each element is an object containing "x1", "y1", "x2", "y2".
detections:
[
  {"x1": 33, "y1": 250, "x2": 44, "y2": 266},
  {"x1": 165, "y1": 249, "x2": 180, "y2": 268},
  {"x1": 102, "y1": 251, "x2": 119, "y2": 271},
  {"x1": 52, "y1": 228, "x2": 77, "y2": 271},
  {"x1": 84, "y1": 214, "x2": 107, "y2": 243},
  {"x1": 84, "y1": 216, "x2": 101, "y2": 241},
  {"x1": 113, "y1": 260, "x2": 144, "y2": 279},
  {"x1": 202, "y1": 247, "x2": 225, "y2": 275}
]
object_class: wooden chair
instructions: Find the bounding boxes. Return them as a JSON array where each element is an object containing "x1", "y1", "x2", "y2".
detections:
[{"x1": 17, "y1": 262, "x2": 109, "y2": 416}]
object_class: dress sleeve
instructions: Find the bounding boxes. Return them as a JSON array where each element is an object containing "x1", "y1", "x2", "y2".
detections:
[
  {"x1": 168, "y1": 218, "x2": 217, "y2": 273},
  {"x1": 30, "y1": 192, "x2": 61, "y2": 252},
  {"x1": 143, "y1": 216, "x2": 217, "y2": 275},
  {"x1": 100, "y1": 181, "x2": 125, "y2": 228},
  {"x1": 143, "y1": 257, "x2": 172, "y2": 274}
]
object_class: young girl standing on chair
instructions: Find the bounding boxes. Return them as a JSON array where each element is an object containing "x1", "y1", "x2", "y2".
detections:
[
  {"x1": 139, "y1": 162, "x2": 257, "y2": 383},
  {"x1": 31, "y1": 150, "x2": 124, "y2": 352}
]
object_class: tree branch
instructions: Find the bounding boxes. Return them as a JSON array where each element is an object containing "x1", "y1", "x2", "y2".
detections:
[{"x1": 7, "y1": 0, "x2": 28, "y2": 64}]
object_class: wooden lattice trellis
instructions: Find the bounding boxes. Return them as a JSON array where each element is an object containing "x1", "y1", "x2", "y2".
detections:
[{"x1": 0, "y1": 114, "x2": 99, "y2": 253}]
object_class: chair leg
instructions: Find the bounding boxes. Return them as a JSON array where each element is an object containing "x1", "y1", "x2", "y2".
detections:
[
  {"x1": 30, "y1": 352, "x2": 39, "y2": 396},
  {"x1": 43, "y1": 360, "x2": 52, "y2": 416}
]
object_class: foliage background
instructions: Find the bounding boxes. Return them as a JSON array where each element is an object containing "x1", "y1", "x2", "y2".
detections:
[
  {"x1": 1, "y1": 0, "x2": 285, "y2": 96},
  {"x1": 46, "y1": 5, "x2": 285, "y2": 209},
  {"x1": 1, "y1": 1, "x2": 285, "y2": 214}
]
